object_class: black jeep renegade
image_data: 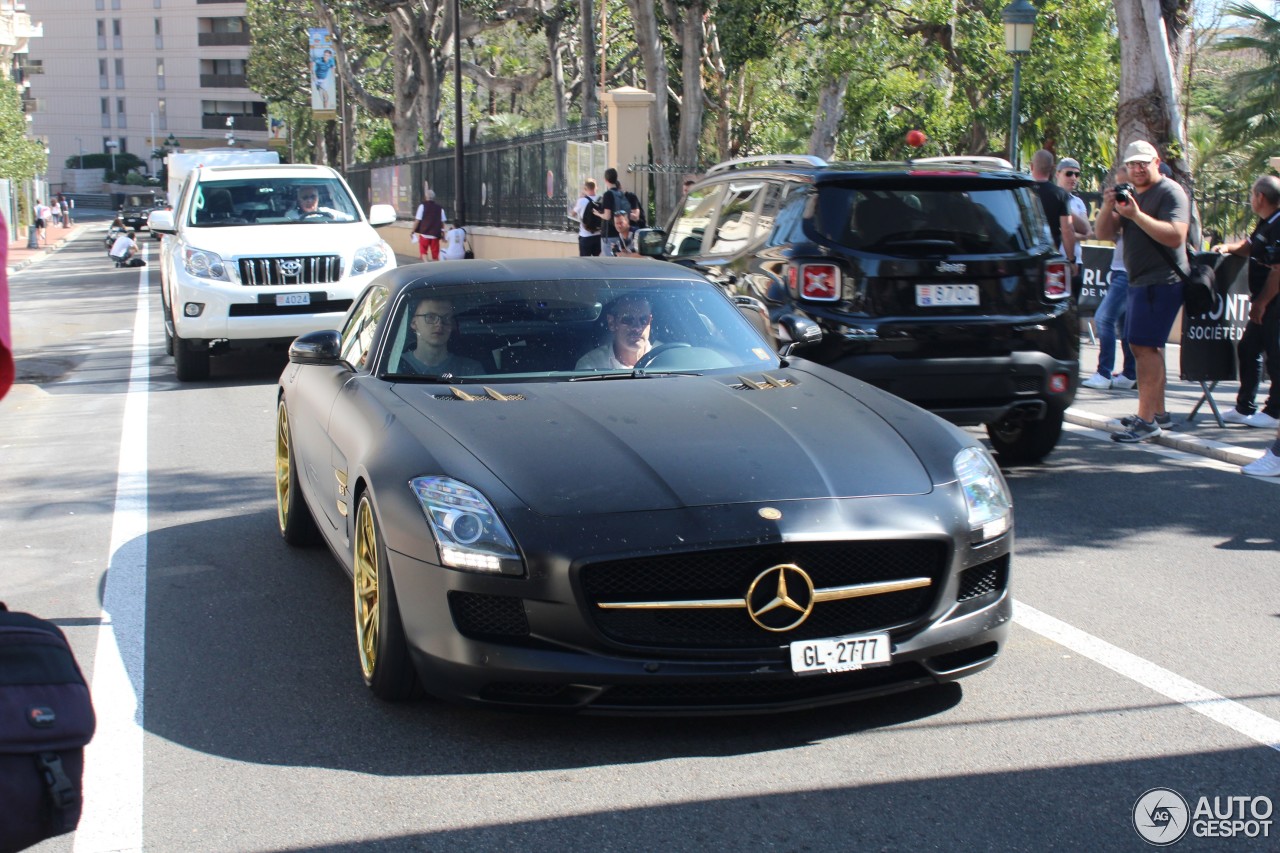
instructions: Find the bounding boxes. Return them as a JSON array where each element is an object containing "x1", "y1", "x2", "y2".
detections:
[{"x1": 640, "y1": 155, "x2": 1079, "y2": 465}]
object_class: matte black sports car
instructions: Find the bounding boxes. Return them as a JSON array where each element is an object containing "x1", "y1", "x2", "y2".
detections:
[{"x1": 275, "y1": 258, "x2": 1013, "y2": 714}]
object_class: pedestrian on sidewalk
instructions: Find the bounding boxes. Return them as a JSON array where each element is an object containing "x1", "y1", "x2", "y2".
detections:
[
  {"x1": 1083, "y1": 162, "x2": 1138, "y2": 392},
  {"x1": 1055, "y1": 157, "x2": 1091, "y2": 277},
  {"x1": 412, "y1": 190, "x2": 446, "y2": 262},
  {"x1": 1030, "y1": 150, "x2": 1078, "y2": 280},
  {"x1": 571, "y1": 179, "x2": 601, "y2": 257},
  {"x1": 33, "y1": 199, "x2": 50, "y2": 246},
  {"x1": 1211, "y1": 175, "x2": 1280, "y2": 430},
  {"x1": 1095, "y1": 140, "x2": 1190, "y2": 443}
]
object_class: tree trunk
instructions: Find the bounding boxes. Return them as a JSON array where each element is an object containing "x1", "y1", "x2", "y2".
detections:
[
  {"x1": 579, "y1": 0, "x2": 598, "y2": 120},
  {"x1": 808, "y1": 74, "x2": 849, "y2": 160},
  {"x1": 1114, "y1": 0, "x2": 1190, "y2": 174},
  {"x1": 625, "y1": 0, "x2": 675, "y2": 221}
]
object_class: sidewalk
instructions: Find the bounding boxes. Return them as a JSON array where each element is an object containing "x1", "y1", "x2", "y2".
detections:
[
  {"x1": 6, "y1": 219, "x2": 93, "y2": 274},
  {"x1": 1067, "y1": 338, "x2": 1273, "y2": 467}
]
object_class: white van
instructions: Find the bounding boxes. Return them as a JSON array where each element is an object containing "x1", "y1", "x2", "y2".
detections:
[{"x1": 149, "y1": 163, "x2": 397, "y2": 381}]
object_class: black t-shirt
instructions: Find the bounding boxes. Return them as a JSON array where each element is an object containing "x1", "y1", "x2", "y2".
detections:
[
  {"x1": 1247, "y1": 210, "x2": 1280, "y2": 296},
  {"x1": 597, "y1": 187, "x2": 622, "y2": 239},
  {"x1": 1035, "y1": 181, "x2": 1073, "y2": 250}
]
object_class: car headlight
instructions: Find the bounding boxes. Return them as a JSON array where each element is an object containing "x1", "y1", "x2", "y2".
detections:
[
  {"x1": 350, "y1": 242, "x2": 390, "y2": 275},
  {"x1": 410, "y1": 476, "x2": 523, "y2": 575},
  {"x1": 954, "y1": 447, "x2": 1012, "y2": 542},
  {"x1": 183, "y1": 247, "x2": 229, "y2": 281}
]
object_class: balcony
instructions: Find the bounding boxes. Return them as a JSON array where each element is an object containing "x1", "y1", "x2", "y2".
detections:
[
  {"x1": 200, "y1": 73, "x2": 248, "y2": 89},
  {"x1": 201, "y1": 114, "x2": 266, "y2": 132},
  {"x1": 197, "y1": 31, "x2": 250, "y2": 47}
]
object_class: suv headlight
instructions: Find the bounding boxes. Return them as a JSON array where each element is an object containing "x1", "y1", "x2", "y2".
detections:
[
  {"x1": 954, "y1": 447, "x2": 1012, "y2": 542},
  {"x1": 183, "y1": 247, "x2": 229, "y2": 281},
  {"x1": 410, "y1": 476, "x2": 523, "y2": 575},
  {"x1": 351, "y1": 242, "x2": 390, "y2": 276}
]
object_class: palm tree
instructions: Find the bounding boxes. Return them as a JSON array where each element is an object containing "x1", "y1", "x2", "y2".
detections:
[{"x1": 1214, "y1": 3, "x2": 1280, "y2": 177}]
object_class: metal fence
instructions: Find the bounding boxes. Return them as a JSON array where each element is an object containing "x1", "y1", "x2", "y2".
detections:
[{"x1": 347, "y1": 119, "x2": 607, "y2": 231}]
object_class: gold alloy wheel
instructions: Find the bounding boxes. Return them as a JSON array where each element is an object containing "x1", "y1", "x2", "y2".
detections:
[
  {"x1": 275, "y1": 403, "x2": 291, "y2": 535},
  {"x1": 353, "y1": 498, "x2": 380, "y2": 681}
]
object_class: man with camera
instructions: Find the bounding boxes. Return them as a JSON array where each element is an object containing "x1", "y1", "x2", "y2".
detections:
[
  {"x1": 1211, "y1": 176, "x2": 1280, "y2": 438},
  {"x1": 1095, "y1": 140, "x2": 1190, "y2": 443}
]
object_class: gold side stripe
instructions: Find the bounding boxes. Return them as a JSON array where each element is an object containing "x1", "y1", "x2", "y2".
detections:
[{"x1": 596, "y1": 577, "x2": 932, "y2": 611}]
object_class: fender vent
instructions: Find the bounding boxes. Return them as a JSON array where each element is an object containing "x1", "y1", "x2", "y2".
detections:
[
  {"x1": 433, "y1": 386, "x2": 526, "y2": 402},
  {"x1": 732, "y1": 374, "x2": 797, "y2": 391}
]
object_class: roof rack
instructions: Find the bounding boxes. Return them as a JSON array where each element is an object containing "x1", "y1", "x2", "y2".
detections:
[
  {"x1": 704, "y1": 155, "x2": 829, "y2": 176},
  {"x1": 911, "y1": 155, "x2": 1015, "y2": 169}
]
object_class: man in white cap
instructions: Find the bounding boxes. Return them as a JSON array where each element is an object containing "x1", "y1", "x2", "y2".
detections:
[{"x1": 1094, "y1": 140, "x2": 1190, "y2": 443}]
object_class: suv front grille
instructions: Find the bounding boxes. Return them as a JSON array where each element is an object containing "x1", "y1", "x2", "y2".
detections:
[
  {"x1": 238, "y1": 255, "x2": 343, "y2": 286},
  {"x1": 580, "y1": 541, "x2": 947, "y2": 649}
]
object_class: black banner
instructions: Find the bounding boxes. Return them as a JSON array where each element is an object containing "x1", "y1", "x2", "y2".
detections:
[
  {"x1": 1077, "y1": 244, "x2": 1115, "y2": 316},
  {"x1": 1179, "y1": 253, "x2": 1250, "y2": 382}
]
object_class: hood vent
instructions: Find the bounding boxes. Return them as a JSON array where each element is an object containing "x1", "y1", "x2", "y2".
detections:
[
  {"x1": 434, "y1": 386, "x2": 526, "y2": 402},
  {"x1": 733, "y1": 374, "x2": 796, "y2": 391}
]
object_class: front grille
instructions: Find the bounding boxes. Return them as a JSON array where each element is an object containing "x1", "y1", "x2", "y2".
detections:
[
  {"x1": 449, "y1": 592, "x2": 530, "y2": 639},
  {"x1": 597, "y1": 662, "x2": 931, "y2": 708},
  {"x1": 957, "y1": 555, "x2": 1008, "y2": 602},
  {"x1": 238, "y1": 255, "x2": 343, "y2": 286},
  {"x1": 581, "y1": 541, "x2": 948, "y2": 649}
]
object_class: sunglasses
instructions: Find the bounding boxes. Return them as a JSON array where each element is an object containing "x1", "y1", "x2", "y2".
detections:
[
  {"x1": 615, "y1": 313, "x2": 651, "y2": 327},
  {"x1": 415, "y1": 312, "x2": 454, "y2": 325},
  {"x1": 1061, "y1": 171, "x2": 1080, "y2": 178}
]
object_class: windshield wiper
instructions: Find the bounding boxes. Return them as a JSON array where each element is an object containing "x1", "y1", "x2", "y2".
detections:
[{"x1": 569, "y1": 369, "x2": 701, "y2": 381}]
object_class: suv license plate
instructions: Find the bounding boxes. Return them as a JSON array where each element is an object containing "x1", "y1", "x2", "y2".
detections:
[
  {"x1": 790, "y1": 632, "x2": 891, "y2": 675},
  {"x1": 276, "y1": 293, "x2": 311, "y2": 307},
  {"x1": 916, "y1": 284, "x2": 979, "y2": 307}
]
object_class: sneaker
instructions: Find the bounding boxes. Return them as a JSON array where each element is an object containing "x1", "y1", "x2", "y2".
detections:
[
  {"x1": 1119, "y1": 412, "x2": 1171, "y2": 429},
  {"x1": 1242, "y1": 449, "x2": 1280, "y2": 477},
  {"x1": 1081, "y1": 372, "x2": 1112, "y2": 390},
  {"x1": 1109, "y1": 375, "x2": 1137, "y2": 390},
  {"x1": 1111, "y1": 417, "x2": 1162, "y2": 443},
  {"x1": 1243, "y1": 411, "x2": 1280, "y2": 429},
  {"x1": 1222, "y1": 408, "x2": 1254, "y2": 425}
]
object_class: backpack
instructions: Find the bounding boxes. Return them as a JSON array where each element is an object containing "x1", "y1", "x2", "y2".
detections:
[
  {"x1": 0, "y1": 603, "x2": 96, "y2": 852},
  {"x1": 580, "y1": 199, "x2": 603, "y2": 234},
  {"x1": 609, "y1": 188, "x2": 631, "y2": 221},
  {"x1": 624, "y1": 191, "x2": 645, "y2": 226}
]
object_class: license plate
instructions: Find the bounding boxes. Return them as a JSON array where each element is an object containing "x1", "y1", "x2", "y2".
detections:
[
  {"x1": 790, "y1": 632, "x2": 891, "y2": 675},
  {"x1": 276, "y1": 293, "x2": 311, "y2": 307},
  {"x1": 916, "y1": 284, "x2": 979, "y2": 307}
]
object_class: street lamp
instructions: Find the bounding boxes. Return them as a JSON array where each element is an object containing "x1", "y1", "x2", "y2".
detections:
[
  {"x1": 75, "y1": 137, "x2": 83, "y2": 170},
  {"x1": 105, "y1": 138, "x2": 119, "y2": 175},
  {"x1": 1001, "y1": 0, "x2": 1037, "y2": 171},
  {"x1": 453, "y1": 0, "x2": 466, "y2": 226}
]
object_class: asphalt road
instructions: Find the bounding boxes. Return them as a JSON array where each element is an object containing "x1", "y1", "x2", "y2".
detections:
[{"x1": 4, "y1": 230, "x2": 1278, "y2": 853}]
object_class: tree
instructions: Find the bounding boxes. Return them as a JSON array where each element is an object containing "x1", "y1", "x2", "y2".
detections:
[
  {"x1": 1212, "y1": 2, "x2": 1280, "y2": 178},
  {"x1": 1113, "y1": 0, "x2": 1193, "y2": 181},
  {"x1": 0, "y1": 84, "x2": 45, "y2": 182}
]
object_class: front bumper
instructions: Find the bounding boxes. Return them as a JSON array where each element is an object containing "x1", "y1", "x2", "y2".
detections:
[
  {"x1": 168, "y1": 270, "x2": 380, "y2": 341},
  {"x1": 382, "y1": 496, "x2": 1013, "y2": 714}
]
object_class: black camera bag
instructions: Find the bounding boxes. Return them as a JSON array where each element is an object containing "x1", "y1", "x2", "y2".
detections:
[{"x1": 0, "y1": 603, "x2": 96, "y2": 853}]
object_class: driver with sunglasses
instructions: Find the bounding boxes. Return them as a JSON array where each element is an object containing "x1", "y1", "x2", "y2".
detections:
[
  {"x1": 576, "y1": 294, "x2": 658, "y2": 370},
  {"x1": 399, "y1": 295, "x2": 482, "y2": 376},
  {"x1": 286, "y1": 184, "x2": 352, "y2": 221}
]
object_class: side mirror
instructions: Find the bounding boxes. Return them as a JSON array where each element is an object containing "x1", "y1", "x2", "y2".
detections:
[
  {"x1": 367, "y1": 203, "x2": 397, "y2": 227},
  {"x1": 634, "y1": 228, "x2": 666, "y2": 257},
  {"x1": 289, "y1": 330, "x2": 343, "y2": 365},
  {"x1": 778, "y1": 313, "x2": 823, "y2": 355},
  {"x1": 147, "y1": 210, "x2": 176, "y2": 235}
]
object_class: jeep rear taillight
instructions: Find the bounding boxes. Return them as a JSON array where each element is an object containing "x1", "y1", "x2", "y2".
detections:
[
  {"x1": 1044, "y1": 262, "x2": 1070, "y2": 299},
  {"x1": 792, "y1": 263, "x2": 841, "y2": 301}
]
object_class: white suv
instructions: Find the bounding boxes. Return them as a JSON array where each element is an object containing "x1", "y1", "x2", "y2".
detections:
[{"x1": 149, "y1": 163, "x2": 397, "y2": 381}]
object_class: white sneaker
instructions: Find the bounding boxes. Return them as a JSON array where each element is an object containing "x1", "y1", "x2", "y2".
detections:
[
  {"x1": 1081, "y1": 372, "x2": 1112, "y2": 390},
  {"x1": 1109, "y1": 375, "x2": 1136, "y2": 390},
  {"x1": 1244, "y1": 411, "x2": 1280, "y2": 429},
  {"x1": 1222, "y1": 409, "x2": 1253, "y2": 425},
  {"x1": 1242, "y1": 449, "x2": 1280, "y2": 477}
]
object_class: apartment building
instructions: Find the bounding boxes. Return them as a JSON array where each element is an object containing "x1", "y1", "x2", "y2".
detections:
[{"x1": 25, "y1": 0, "x2": 269, "y2": 191}]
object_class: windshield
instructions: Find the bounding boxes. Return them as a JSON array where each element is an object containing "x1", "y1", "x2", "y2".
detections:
[
  {"x1": 187, "y1": 177, "x2": 360, "y2": 227},
  {"x1": 380, "y1": 278, "x2": 779, "y2": 380},
  {"x1": 813, "y1": 183, "x2": 1047, "y2": 255}
]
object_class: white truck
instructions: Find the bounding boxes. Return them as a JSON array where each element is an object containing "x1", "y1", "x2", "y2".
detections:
[
  {"x1": 148, "y1": 162, "x2": 397, "y2": 381},
  {"x1": 165, "y1": 149, "x2": 280, "y2": 208}
]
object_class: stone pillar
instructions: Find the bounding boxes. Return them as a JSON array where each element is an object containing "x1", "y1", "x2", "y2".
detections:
[{"x1": 602, "y1": 87, "x2": 655, "y2": 196}]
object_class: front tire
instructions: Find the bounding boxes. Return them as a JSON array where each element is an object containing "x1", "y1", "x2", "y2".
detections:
[
  {"x1": 986, "y1": 408, "x2": 1064, "y2": 465},
  {"x1": 173, "y1": 332, "x2": 210, "y2": 382},
  {"x1": 353, "y1": 493, "x2": 420, "y2": 701},
  {"x1": 275, "y1": 400, "x2": 319, "y2": 546}
]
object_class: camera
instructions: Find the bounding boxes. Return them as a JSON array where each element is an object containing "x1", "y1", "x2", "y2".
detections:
[{"x1": 1114, "y1": 182, "x2": 1135, "y2": 205}]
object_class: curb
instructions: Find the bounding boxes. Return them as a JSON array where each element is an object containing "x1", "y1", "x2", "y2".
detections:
[
  {"x1": 1065, "y1": 406, "x2": 1262, "y2": 466},
  {"x1": 6, "y1": 228, "x2": 85, "y2": 274}
]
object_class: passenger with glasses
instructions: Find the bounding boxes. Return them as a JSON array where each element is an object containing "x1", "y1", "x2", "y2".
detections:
[
  {"x1": 575, "y1": 294, "x2": 658, "y2": 370},
  {"x1": 399, "y1": 295, "x2": 482, "y2": 376},
  {"x1": 286, "y1": 184, "x2": 352, "y2": 221}
]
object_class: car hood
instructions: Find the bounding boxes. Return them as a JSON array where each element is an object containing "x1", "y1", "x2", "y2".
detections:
[
  {"x1": 179, "y1": 221, "x2": 380, "y2": 258},
  {"x1": 392, "y1": 375, "x2": 934, "y2": 516}
]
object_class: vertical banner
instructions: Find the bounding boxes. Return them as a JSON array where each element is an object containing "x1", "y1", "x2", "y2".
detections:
[
  {"x1": 268, "y1": 112, "x2": 289, "y2": 148},
  {"x1": 309, "y1": 28, "x2": 337, "y2": 121}
]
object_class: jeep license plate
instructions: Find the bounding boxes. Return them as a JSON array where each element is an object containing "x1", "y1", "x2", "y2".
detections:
[
  {"x1": 790, "y1": 632, "x2": 891, "y2": 675},
  {"x1": 916, "y1": 284, "x2": 979, "y2": 307},
  {"x1": 276, "y1": 293, "x2": 311, "y2": 307}
]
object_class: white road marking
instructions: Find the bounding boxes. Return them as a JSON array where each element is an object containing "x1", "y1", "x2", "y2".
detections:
[
  {"x1": 1015, "y1": 601, "x2": 1280, "y2": 753},
  {"x1": 75, "y1": 253, "x2": 149, "y2": 853}
]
